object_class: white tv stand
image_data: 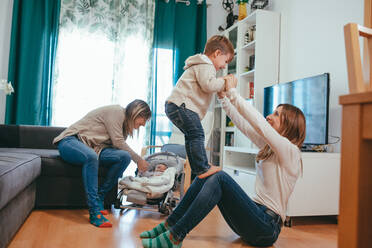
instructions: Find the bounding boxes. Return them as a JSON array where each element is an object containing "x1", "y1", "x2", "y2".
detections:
[{"x1": 222, "y1": 147, "x2": 340, "y2": 226}]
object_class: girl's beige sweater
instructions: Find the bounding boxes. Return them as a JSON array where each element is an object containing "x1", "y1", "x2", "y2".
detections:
[{"x1": 53, "y1": 105, "x2": 142, "y2": 163}]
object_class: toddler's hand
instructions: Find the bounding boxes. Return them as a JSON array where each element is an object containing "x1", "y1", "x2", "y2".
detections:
[
  {"x1": 217, "y1": 91, "x2": 226, "y2": 99},
  {"x1": 222, "y1": 74, "x2": 234, "y2": 90},
  {"x1": 223, "y1": 74, "x2": 234, "y2": 81}
]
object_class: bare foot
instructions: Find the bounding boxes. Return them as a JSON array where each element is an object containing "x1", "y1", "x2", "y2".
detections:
[{"x1": 197, "y1": 165, "x2": 222, "y2": 179}]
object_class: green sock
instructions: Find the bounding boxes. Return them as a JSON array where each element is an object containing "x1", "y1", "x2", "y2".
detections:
[
  {"x1": 140, "y1": 222, "x2": 168, "y2": 238},
  {"x1": 142, "y1": 230, "x2": 182, "y2": 248}
]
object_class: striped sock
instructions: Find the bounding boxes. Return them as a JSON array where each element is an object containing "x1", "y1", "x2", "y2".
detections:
[
  {"x1": 142, "y1": 230, "x2": 182, "y2": 248},
  {"x1": 140, "y1": 222, "x2": 168, "y2": 238}
]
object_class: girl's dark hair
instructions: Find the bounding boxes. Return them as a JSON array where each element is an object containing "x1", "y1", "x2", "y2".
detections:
[{"x1": 124, "y1": 99, "x2": 151, "y2": 137}]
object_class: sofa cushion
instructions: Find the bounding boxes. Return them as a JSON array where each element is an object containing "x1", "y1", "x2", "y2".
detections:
[
  {"x1": 0, "y1": 148, "x2": 111, "y2": 177},
  {"x1": 0, "y1": 148, "x2": 59, "y2": 158},
  {"x1": 0, "y1": 152, "x2": 41, "y2": 210},
  {"x1": 40, "y1": 156, "x2": 110, "y2": 177}
]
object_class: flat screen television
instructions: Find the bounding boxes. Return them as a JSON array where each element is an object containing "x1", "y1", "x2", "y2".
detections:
[{"x1": 263, "y1": 73, "x2": 330, "y2": 146}]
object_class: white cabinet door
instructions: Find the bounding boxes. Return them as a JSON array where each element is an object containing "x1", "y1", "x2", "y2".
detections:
[
  {"x1": 286, "y1": 153, "x2": 341, "y2": 216},
  {"x1": 223, "y1": 167, "x2": 256, "y2": 198}
]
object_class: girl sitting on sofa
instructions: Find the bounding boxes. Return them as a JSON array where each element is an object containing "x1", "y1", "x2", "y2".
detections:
[{"x1": 53, "y1": 99, "x2": 151, "y2": 228}]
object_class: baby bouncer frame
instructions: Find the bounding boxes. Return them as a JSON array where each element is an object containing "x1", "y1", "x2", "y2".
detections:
[{"x1": 114, "y1": 145, "x2": 191, "y2": 215}]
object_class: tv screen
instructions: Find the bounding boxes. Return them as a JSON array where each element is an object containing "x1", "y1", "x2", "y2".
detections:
[{"x1": 263, "y1": 73, "x2": 330, "y2": 145}]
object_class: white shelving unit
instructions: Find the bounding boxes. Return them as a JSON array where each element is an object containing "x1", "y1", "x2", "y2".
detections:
[
  {"x1": 210, "y1": 10, "x2": 280, "y2": 167},
  {"x1": 237, "y1": 10, "x2": 280, "y2": 113}
]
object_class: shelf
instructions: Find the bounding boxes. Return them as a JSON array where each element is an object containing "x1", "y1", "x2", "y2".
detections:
[
  {"x1": 225, "y1": 127, "x2": 235, "y2": 132},
  {"x1": 224, "y1": 146, "x2": 259, "y2": 154},
  {"x1": 224, "y1": 164, "x2": 256, "y2": 175},
  {"x1": 225, "y1": 21, "x2": 238, "y2": 33},
  {"x1": 240, "y1": 10, "x2": 257, "y2": 24},
  {"x1": 301, "y1": 151, "x2": 341, "y2": 158},
  {"x1": 244, "y1": 98, "x2": 254, "y2": 103},
  {"x1": 242, "y1": 40, "x2": 256, "y2": 51},
  {"x1": 240, "y1": 69, "x2": 255, "y2": 78},
  {"x1": 217, "y1": 9, "x2": 280, "y2": 169}
]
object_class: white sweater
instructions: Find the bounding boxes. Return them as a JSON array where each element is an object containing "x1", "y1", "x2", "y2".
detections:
[
  {"x1": 221, "y1": 89, "x2": 302, "y2": 221},
  {"x1": 167, "y1": 54, "x2": 225, "y2": 120}
]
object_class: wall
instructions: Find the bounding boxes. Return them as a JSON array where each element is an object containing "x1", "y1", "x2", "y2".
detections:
[
  {"x1": 206, "y1": 0, "x2": 238, "y2": 39},
  {"x1": 0, "y1": 0, "x2": 13, "y2": 124},
  {"x1": 207, "y1": 0, "x2": 364, "y2": 152}
]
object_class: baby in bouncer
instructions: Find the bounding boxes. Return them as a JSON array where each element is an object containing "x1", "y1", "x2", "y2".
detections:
[
  {"x1": 140, "y1": 163, "x2": 168, "y2": 177},
  {"x1": 119, "y1": 162, "x2": 177, "y2": 198}
]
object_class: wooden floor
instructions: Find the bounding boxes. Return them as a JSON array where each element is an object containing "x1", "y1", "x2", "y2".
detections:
[{"x1": 9, "y1": 207, "x2": 337, "y2": 248}]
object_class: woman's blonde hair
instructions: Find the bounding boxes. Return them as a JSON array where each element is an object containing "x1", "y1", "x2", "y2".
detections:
[
  {"x1": 256, "y1": 104, "x2": 306, "y2": 161},
  {"x1": 124, "y1": 99, "x2": 151, "y2": 137}
]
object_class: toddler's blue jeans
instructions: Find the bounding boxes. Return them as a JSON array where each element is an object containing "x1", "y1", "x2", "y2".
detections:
[{"x1": 165, "y1": 101, "x2": 210, "y2": 176}]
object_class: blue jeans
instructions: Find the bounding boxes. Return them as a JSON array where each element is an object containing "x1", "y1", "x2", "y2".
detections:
[
  {"x1": 165, "y1": 102, "x2": 210, "y2": 175},
  {"x1": 166, "y1": 171, "x2": 281, "y2": 246},
  {"x1": 57, "y1": 136, "x2": 131, "y2": 214}
]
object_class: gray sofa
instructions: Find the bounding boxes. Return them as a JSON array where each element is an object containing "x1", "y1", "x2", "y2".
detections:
[{"x1": 0, "y1": 124, "x2": 117, "y2": 248}]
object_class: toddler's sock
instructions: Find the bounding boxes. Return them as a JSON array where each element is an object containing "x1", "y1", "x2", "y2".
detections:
[
  {"x1": 98, "y1": 202, "x2": 109, "y2": 215},
  {"x1": 100, "y1": 209, "x2": 109, "y2": 215},
  {"x1": 98, "y1": 194, "x2": 109, "y2": 215},
  {"x1": 140, "y1": 221, "x2": 168, "y2": 238},
  {"x1": 142, "y1": 230, "x2": 182, "y2": 248}
]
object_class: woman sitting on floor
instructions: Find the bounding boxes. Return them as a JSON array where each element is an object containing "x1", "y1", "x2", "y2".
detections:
[{"x1": 140, "y1": 75, "x2": 306, "y2": 247}]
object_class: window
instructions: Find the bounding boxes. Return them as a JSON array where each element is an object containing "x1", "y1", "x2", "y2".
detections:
[
  {"x1": 52, "y1": 32, "x2": 151, "y2": 177},
  {"x1": 52, "y1": 31, "x2": 115, "y2": 127},
  {"x1": 153, "y1": 48, "x2": 174, "y2": 146}
]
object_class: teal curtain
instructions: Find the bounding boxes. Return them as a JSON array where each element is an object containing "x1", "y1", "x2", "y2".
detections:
[
  {"x1": 5, "y1": 0, "x2": 61, "y2": 125},
  {"x1": 149, "y1": 0, "x2": 207, "y2": 146}
]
